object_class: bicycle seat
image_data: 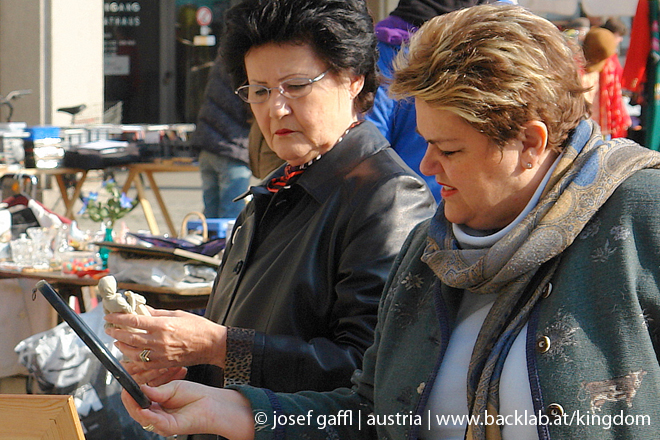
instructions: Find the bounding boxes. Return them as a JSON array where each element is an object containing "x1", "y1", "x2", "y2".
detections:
[{"x1": 57, "y1": 104, "x2": 87, "y2": 116}]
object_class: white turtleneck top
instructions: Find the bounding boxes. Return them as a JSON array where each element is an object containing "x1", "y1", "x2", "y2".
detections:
[{"x1": 420, "y1": 154, "x2": 561, "y2": 440}]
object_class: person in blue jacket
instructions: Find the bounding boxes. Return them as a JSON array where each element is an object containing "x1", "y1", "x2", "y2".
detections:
[{"x1": 366, "y1": 0, "x2": 491, "y2": 202}]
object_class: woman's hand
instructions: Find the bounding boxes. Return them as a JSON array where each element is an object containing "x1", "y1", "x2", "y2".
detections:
[
  {"x1": 122, "y1": 381, "x2": 255, "y2": 439},
  {"x1": 122, "y1": 364, "x2": 188, "y2": 386},
  {"x1": 105, "y1": 308, "x2": 228, "y2": 374}
]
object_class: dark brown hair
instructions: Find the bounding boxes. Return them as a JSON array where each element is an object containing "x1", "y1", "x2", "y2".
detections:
[{"x1": 221, "y1": 0, "x2": 378, "y2": 113}]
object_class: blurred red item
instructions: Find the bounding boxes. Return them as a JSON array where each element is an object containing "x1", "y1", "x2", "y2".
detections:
[
  {"x1": 2, "y1": 193, "x2": 72, "y2": 224},
  {"x1": 77, "y1": 269, "x2": 109, "y2": 279},
  {"x1": 622, "y1": 0, "x2": 650, "y2": 94}
]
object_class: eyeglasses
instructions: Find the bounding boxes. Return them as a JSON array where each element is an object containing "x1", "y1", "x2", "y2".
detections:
[{"x1": 235, "y1": 70, "x2": 329, "y2": 104}]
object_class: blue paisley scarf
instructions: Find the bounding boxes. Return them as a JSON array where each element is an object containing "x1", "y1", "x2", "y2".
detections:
[{"x1": 421, "y1": 119, "x2": 660, "y2": 440}]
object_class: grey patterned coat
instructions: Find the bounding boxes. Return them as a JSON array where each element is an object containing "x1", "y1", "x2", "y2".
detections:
[{"x1": 236, "y1": 167, "x2": 660, "y2": 440}]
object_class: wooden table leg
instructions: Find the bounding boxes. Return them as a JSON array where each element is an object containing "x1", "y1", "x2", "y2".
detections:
[
  {"x1": 144, "y1": 171, "x2": 177, "y2": 236},
  {"x1": 68, "y1": 170, "x2": 88, "y2": 219},
  {"x1": 121, "y1": 168, "x2": 139, "y2": 195},
  {"x1": 54, "y1": 170, "x2": 88, "y2": 220},
  {"x1": 54, "y1": 175, "x2": 74, "y2": 220},
  {"x1": 122, "y1": 168, "x2": 161, "y2": 235},
  {"x1": 133, "y1": 173, "x2": 161, "y2": 235}
]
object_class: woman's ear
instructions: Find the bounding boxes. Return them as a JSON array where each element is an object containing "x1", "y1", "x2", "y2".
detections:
[
  {"x1": 348, "y1": 74, "x2": 365, "y2": 100},
  {"x1": 520, "y1": 120, "x2": 549, "y2": 169}
]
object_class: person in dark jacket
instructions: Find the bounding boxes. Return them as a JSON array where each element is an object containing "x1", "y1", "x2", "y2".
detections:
[
  {"x1": 106, "y1": 0, "x2": 435, "y2": 396},
  {"x1": 191, "y1": 53, "x2": 252, "y2": 219}
]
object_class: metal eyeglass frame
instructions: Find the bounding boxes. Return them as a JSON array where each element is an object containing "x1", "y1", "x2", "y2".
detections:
[{"x1": 235, "y1": 70, "x2": 329, "y2": 104}]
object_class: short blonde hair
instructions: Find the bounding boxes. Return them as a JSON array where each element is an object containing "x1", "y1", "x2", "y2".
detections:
[{"x1": 390, "y1": 4, "x2": 589, "y2": 151}]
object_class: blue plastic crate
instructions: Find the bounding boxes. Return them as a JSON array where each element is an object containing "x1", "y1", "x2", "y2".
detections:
[
  {"x1": 186, "y1": 218, "x2": 235, "y2": 239},
  {"x1": 26, "y1": 126, "x2": 60, "y2": 141}
]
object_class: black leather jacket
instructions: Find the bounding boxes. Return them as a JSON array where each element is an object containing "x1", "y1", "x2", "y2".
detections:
[{"x1": 191, "y1": 121, "x2": 436, "y2": 393}]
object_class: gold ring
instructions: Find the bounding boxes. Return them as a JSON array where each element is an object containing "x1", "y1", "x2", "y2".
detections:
[
  {"x1": 139, "y1": 349, "x2": 151, "y2": 363},
  {"x1": 142, "y1": 424, "x2": 155, "y2": 432}
]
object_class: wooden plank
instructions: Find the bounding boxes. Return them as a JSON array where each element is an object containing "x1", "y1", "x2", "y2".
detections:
[
  {"x1": 0, "y1": 394, "x2": 85, "y2": 440},
  {"x1": 95, "y1": 241, "x2": 221, "y2": 267}
]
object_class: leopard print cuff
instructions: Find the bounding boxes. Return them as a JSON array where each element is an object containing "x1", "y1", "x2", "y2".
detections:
[{"x1": 223, "y1": 327, "x2": 255, "y2": 387}]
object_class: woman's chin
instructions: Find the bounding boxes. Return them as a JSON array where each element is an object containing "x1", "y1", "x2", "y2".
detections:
[
  {"x1": 443, "y1": 208, "x2": 465, "y2": 226},
  {"x1": 271, "y1": 144, "x2": 311, "y2": 165}
]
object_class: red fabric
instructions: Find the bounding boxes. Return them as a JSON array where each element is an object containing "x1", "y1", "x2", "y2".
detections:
[
  {"x1": 598, "y1": 54, "x2": 633, "y2": 138},
  {"x1": 266, "y1": 164, "x2": 306, "y2": 193},
  {"x1": 2, "y1": 193, "x2": 72, "y2": 224},
  {"x1": 622, "y1": 0, "x2": 650, "y2": 94}
]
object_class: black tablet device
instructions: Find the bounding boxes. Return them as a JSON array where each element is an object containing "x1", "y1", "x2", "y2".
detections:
[{"x1": 34, "y1": 280, "x2": 152, "y2": 409}]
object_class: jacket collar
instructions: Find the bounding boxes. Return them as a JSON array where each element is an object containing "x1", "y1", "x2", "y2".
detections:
[{"x1": 242, "y1": 120, "x2": 390, "y2": 203}]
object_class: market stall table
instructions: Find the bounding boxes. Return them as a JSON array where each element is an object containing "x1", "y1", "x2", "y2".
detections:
[{"x1": 0, "y1": 266, "x2": 211, "y2": 313}]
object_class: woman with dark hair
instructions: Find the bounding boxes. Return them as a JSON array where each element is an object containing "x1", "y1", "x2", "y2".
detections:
[
  {"x1": 123, "y1": 5, "x2": 660, "y2": 440},
  {"x1": 106, "y1": 0, "x2": 434, "y2": 396}
]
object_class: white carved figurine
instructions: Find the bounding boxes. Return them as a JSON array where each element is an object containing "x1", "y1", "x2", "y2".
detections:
[{"x1": 97, "y1": 275, "x2": 150, "y2": 330}]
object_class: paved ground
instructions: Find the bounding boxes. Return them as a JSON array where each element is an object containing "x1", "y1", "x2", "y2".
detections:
[{"x1": 39, "y1": 167, "x2": 207, "y2": 237}]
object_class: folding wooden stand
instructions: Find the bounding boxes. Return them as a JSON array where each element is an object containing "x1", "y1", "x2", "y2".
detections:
[{"x1": 121, "y1": 160, "x2": 199, "y2": 236}]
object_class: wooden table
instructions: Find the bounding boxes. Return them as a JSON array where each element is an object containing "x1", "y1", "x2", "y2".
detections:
[
  {"x1": 0, "y1": 266, "x2": 211, "y2": 313},
  {"x1": 0, "y1": 166, "x2": 89, "y2": 220},
  {"x1": 121, "y1": 161, "x2": 199, "y2": 236}
]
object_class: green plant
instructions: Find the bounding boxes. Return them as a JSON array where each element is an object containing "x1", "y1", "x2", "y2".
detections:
[{"x1": 78, "y1": 179, "x2": 138, "y2": 229}]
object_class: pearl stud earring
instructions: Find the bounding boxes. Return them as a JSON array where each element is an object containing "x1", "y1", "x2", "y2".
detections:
[{"x1": 525, "y1": 163, "x2": 533, "y2": 169}]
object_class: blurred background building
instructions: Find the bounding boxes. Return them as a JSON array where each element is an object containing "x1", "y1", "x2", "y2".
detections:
[
  {"x1": 0, "y1": 0, "x2": 392, "y2": 128},
  {"x1": 0, "y1": 0, "x2": 638, "y2": 128}
]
